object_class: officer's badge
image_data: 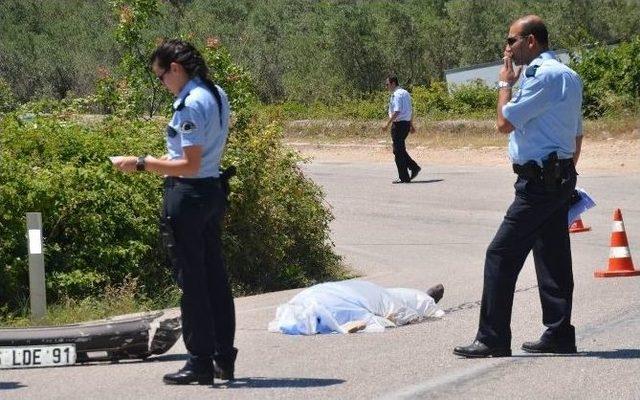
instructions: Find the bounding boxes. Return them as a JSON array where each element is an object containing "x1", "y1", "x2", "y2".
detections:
[
  {"x1": 180, "y1": 121, "x2": 196, "y2": 133},
  {"x1": 525, "y1": 64, "x2": 539, "y2": 78},
  {"x1": 166, "y1": 125, "x2": 178, "y2": 138}
]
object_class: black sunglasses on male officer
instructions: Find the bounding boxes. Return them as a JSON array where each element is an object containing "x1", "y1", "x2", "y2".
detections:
[{"x1": 506, "y1": 34, "x2": 531, "y2": 46}]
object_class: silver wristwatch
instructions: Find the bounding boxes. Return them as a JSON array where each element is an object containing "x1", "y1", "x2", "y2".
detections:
[{"x1": 497, "y1": 80, "x2": 513, "y2": 89}]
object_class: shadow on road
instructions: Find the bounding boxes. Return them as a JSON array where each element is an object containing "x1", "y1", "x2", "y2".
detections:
[
  {"x1": 0, "y1": 382, "x2": 27, "y2": 390},
  {"x1": 148, "y1": 354, "x2": 190, "y2": 362},
  {"x1": 409, "y1": 179, "x2": 444, "y2": 184},
  {"x1": 579, "y1": 349, "x2": 640, "y2": 359},
  {"x1": 220, "y1": 377, "x2": 345, "y2": 389},
  {"x1": 513, "y1": 349, "x2": 640, "y2": 359}
]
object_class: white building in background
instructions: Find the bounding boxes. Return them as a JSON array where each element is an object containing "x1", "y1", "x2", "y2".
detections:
[{"x1": 444, "y1": 50, "x2": 571, "y2": 89}]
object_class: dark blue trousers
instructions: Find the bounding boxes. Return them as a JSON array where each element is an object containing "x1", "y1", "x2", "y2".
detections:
[
  {"x1": 475, "y1": 165, "x2": 577, "y2": 348},
  {"x1": 162, "y1": 177, "x2": 237, "y2": 369},
  {"x1": 391, "y1": 121, "x2": 419, "y2": 182}
]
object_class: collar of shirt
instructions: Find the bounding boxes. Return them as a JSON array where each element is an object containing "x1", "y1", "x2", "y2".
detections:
[
  {"x1": 519, "y1": 50, "x2": 557, "y2": 83},
  {"x1": 172, "y1": 77, "x2": 200, "y2": 110},
  {"x1": 529, "y1": 50, "x2": 557, "y2": 67},
  {"x1": 389, "y1": 87, "x2": 404, "y2": 103}
]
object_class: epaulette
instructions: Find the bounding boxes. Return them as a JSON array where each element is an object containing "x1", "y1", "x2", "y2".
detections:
[
  {"x1": 525, "y1": 64, "x2": 540, "y2": 78},
  {"x1": 173, "y1": 92, "x2": 191, "y2": 111}
]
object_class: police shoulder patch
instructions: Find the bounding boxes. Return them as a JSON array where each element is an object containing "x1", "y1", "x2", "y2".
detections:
[
  {"x1": 525, "y1": 64, "x2": 540, "y2": 78},
  {"x1": 180, "y1": 120, "x2": 196, "y2": 133}
]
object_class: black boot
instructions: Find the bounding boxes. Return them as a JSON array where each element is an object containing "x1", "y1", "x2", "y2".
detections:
[
  {"x1": 163, "y1": 358, "x2": 213, "y2": 385},
  {"x1": 410, "y1": 166, "x2": 421, "y2": 180},
  {"x1": 214, "y1": 348, "x2": 238, "y2": 381},
  {"x1": 522, "y1": 339, "x2": 577, "y2": 354},
  {"x1": 453, "y1": 340, "x2": 511, "y2": 358}
]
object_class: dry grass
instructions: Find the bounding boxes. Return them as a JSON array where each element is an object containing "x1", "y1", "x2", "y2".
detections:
[
  {"x1": 1, "y1": 277, "x2": 180, "y2": 327},
  {"x1": 284, "y1": 116, "x2": 639, "y2": 149},
  {"x1": 284, "y1": 116, "x2": 640, "y2": 172}
]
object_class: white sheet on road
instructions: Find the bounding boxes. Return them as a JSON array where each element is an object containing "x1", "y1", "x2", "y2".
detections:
[{"x1": 268, "y1": 280, "x2": 444, "y2": 335}]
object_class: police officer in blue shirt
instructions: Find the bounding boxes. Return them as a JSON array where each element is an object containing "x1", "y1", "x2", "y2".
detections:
[
  {"x1": 114, "y1": 39, "x2": 237, "y2": 384},
  {"x1": 383, "y1": 75, "x2": 421, "y2": 183},
  {"x1": 454, "y1": 15, "x2": 583, "y2": 358}
]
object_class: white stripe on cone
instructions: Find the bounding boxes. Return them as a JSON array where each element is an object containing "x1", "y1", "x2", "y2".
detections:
[
  {"x1": 610, "y1": 246, "x2": 632, "y2": 258},
  {"x1": 612, "y1": 221, "x2": 625, "y2": 232}
]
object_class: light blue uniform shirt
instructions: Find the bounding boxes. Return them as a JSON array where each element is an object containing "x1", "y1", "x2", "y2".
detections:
[
  {"x1": 503, "y1": 51, "x2": 583, "y2": 166},
  {"x1": 166, "y1": 77, "x2": 230, "y2": 178},
  {"x1": 388, "y1": 87, "x2": 412, "y2": 121}
]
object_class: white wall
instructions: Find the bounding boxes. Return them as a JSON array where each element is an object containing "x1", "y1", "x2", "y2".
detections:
[{"x1": 444, "y1": 50, "x2": 571, "y2": 89}]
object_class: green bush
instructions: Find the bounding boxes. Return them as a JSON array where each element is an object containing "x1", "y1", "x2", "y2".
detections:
[
  {"x1": 0, "y1": 109, "x2": 346, "y2": 310},
  {"x1": 571, "y1": 36, "x2": 640, "y2": 117},
  {"x1": 449, "y1": 81, "x2": 497, "y2": 115},
  {"x1": 0, "y1": 77, "x2": 17, "y2": 113},
  {"x1": 263, "y1": 93, "x2": 387, "y2": 121},
  {"x1": 16, "y1": 95, "x2": 100, "y2": 115},
  {"x1": 413, "y1": 82, "x2": 452, "y2": 115},
  {"x1": 0, "y1": 115, "x2": 169, "y2": 305},
  {"x1": 268, "y1": 81, "x2": 497, "y2": 121},
  {"x1": 223, "y1": 117, "x2": 345, "y2": 292}
]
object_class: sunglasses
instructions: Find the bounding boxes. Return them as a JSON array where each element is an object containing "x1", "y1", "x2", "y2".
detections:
[
  {"x1": 506, "y1": 34, "x2": 529, "y2": 46},
  {"x1": 157, "y1": 69, "x2": 169, "y2": 82}
]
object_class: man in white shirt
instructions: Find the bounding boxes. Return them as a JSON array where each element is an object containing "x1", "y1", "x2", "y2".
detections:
[{"x1": 382, "y1": 75, "x2": 421, "y2": 183}]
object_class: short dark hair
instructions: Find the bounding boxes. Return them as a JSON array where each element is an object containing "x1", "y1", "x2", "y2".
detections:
[
  {"x1": 387, "y1": 75, "x2": 398, "y2": 86},
  {"x1": 521, "y1": 18, "x2": 549, "y2": 47}
]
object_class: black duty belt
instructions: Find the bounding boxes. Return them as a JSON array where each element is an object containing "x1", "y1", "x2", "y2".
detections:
[
  {"x1": 164, "y1": 176, "x2": 220, "y2": 188},
  {"x1": 512, "y1": 158, "x2": 573, "y2": 180}
]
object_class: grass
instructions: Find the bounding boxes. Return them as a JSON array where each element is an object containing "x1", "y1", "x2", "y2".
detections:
[
  {"x1": 282, "y1": 114, "x2": 640, "y2": 149},
  {"x1": 0, "y1": 277, "x2": 180, "y2": 328}
]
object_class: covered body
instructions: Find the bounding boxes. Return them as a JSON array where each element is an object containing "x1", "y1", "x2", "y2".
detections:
[{"x1": 268, "y1": 280, "x2": 443, "y2": 335}]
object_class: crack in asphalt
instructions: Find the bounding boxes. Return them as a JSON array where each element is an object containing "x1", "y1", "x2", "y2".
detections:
[{"x1": 442, "y1": 284, "x2": 539, "y2": 314}]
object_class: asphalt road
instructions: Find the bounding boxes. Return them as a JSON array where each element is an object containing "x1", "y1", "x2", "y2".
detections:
[{"x1": 3, "y1": 160, "x2": 640, "y2": 399}]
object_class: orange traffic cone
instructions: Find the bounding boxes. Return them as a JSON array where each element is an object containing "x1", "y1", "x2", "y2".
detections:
[
  {"x1": 569, "y1": 218, "x2": 591, "y2": 233},
  {"x1": 594, "y1": 209, "x2": 640, "y2": 277}
]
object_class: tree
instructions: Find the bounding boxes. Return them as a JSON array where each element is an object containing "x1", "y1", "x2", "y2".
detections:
[
  {"x1": 0, "y1": 0, "x2": 116, "y2": 101},
  {"x1": 329, "y1": 6, "x2": 386, "y2": 94}
]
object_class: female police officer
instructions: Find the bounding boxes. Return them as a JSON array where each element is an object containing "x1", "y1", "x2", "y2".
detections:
[{"x1": 114, "y1": 39, "x2": 237, "y2": 385}]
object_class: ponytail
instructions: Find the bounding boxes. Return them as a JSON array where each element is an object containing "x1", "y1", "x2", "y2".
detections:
[{"x1": 198, "y1": 71, "x2": 224, "y2": 128}]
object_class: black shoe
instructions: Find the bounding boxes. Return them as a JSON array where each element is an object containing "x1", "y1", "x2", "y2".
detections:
[
  {"x1": 426, "y1": 283, "x2": 444, "y2": 304},
  {"x1": 453, "y1": 340, "x2": 512, "y2": 358},
  {"x1": 214, "y1": 362, "x2": 234, "y2": 381},
  {"x1": 163, "y1": 362, "x2": 213, "y2": 385},
  {"x1": 214, "y1": 347, "x2": 237, "y2": 381},
  {"x1": 410, "y1": 166, "x2": 421, "y2": 180},
  {"x1": 392, "y1": 179, "x2": 411, "y2": 184},
  {"x1": 521, "y1": 339, "x2": 577, "y2": 354}
]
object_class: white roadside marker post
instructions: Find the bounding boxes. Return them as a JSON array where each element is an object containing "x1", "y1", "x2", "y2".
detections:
[{"x1": 26, "y1": 212, "x2": 46, "y2": 320}]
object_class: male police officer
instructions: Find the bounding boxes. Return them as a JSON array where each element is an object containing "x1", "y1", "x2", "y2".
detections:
[
  {"x1": 383, "y1": 75, "x2": 421, "y2": 183},
  {"x1": 454, "y1": 15, "x2": 583, "y2": 357}
]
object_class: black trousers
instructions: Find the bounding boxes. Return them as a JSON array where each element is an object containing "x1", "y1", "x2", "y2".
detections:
[
  {"x1": 162, "y1": 177, "x2": 237, "y2": 368},
  {"x1": 475, "y1": 164, "x2": 577, "y2": 348},
  {"x1": 391, "y1": 121, "x2": 419, "y2": 181}
]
